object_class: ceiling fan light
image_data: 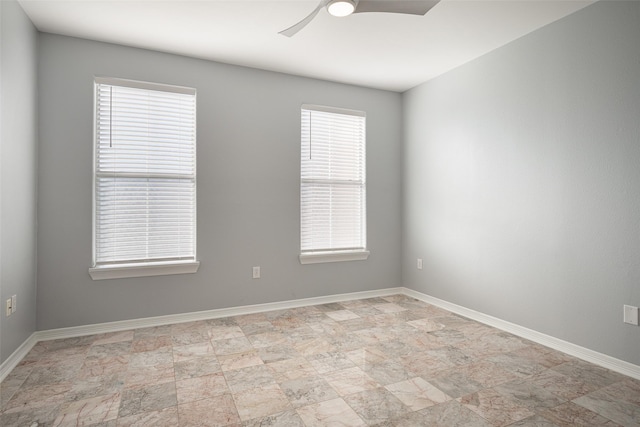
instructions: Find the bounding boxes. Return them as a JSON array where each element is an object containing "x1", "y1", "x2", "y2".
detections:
[{"x1": 327, "y1": 0, "x2": 355, "y2": 17}]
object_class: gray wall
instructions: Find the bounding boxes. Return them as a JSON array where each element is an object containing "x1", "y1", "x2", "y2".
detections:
[
  {"x1": 0, "y1": 0, "x2": 38, "y2": 364},
  {"x1": 36, "y1": 34, "x2": 402, "y2": 330},
  {"x1": 403, "y1": 0, "x2": 640, "y2": 366}
]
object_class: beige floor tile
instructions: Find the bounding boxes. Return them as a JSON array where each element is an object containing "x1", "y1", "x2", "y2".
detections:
[
  {"x1": 344, "y1": 347, "x2": 388, "y2": 368},
  {"x1": 67, "y1": 372, "x2": 126, "y2": 401},
  {"x1": 208, "y1": 324, "x2": 246, "y2": 340},
  {"x1": 459, "y1": 388, "x2": 534, "y2": 426},
  {"x1": 325, "y1": 310, "x2": 360, "y2": 321},
  {"x1": 218, "y1": 350, "x2": 264, "y2": 372},
  {"x1": 296, "y1": 398, "x2": 365, "y2": 427},
  {"x1": 131, "y1": 335, "x2": 173, "y2": 353},
  {"x1": 172, "y1": 341, "x2": 216, "y2": 363},
  {"x1": 124, "y1": 365, "x2": 175, "y2": 389},
  {"x1": 128, "y1": 348, "x2": 173, "y2": 369},
  {"x1": 268, "y1": 357, "x2": 317, "y2": 382},
  {"x1": 363, "y1": 359, "x2": 411, "y2": 385},
  {"x1": 386, "y1": 377, "x2": 451, "y2": 411},
  {"x1": 93, "y1": 331, "x2": 135, "y2": 346},
  {"x1": 3, "y1": 383, "x2": 71, "y2": 413},
  {"x1": 417, "y1": 400, "x2": 493, "y2": 427},
  {"x1": 116, "y1": 406, "x2": 179, "y2": 427},
  {"x1": 539, "y1": 401, "x2": 621, "y2": 427},
  {"x1": 0, "y1": 403, "x2": 61, "y2": 427},
  {"x1": 290, "y1": 336, "x2": 335, "y2": 356},
  {"x1": 224, "y1": 364, "x2": 277, "y2": 393},
  {"x1": 407, "y1": 317, "x2": 446, "y2": 332},
  {"x1": 118, "y1": 382, "x2": 177, "y2": 418},
  {"x1": 178, "y1": 394, "x2": 240, "y2": 426},
  {"x1": 323, "y1": 367, "x2": 379, "y2": 396},
  {"x1": 213, "y1": 336, "x2": 254, "y2": 355},
  {"x1": 280, "y1": 376, "x2": 339, "y2": 408},
  {"x1": 233, "y1": 383, "x2": 292, "y2": 421},
  {"x1": 174, "y1": 355, "x2": 221, "y2": 380},
  {"x1": 176, "y1": 372, "x2": 229, "y2": 404},
  {"x1": 308, "y1": 351, "x2": 355, "y2": 374},
  {"x1": 53, "y1": 392, "x2": 121, "y2": 426},
  {"x1": 78, "y1": 354, "x2": 130, "y2": 379},
  {"x1": 573, "y1": 388, "x2": 640, "y2": 427},
  {"x1": 529, "y1": 369, "x2": 599, "y2": 400},
  {"x1": 343, "y1": 387, "x2": 408, "y2": 425},
  {"x1": 241, "y1": 409, "x2": 305, "y2": 426},
  {"x1": 248, "y1": 331, "x2": 289, "y2": 349},
  {"x1": 373, "y1": 303, "x2": 408, "y2": 314}
]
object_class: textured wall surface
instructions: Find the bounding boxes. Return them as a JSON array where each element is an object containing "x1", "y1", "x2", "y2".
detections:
[
  {"x1": 403, "y1": 1, "x2": 640, "y2": 365},
  {"x1": 0, "y1": 0, "x2": 38, "y2": 363},
  {"x1": 36, "y1": 34, "x2": 402, "y2": 330}
]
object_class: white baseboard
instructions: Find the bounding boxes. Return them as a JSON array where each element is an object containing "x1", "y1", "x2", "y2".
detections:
[
  {"x1": 1, "y1": 287, "x2": 401, "y2": 381},
  {"x1": 35, "y1": 287, "x2": 403, "y2": 342},
  {"x1": 0, "y1": 333, "x2": 38, "y2": 383},
  {"x1": 3, "y1": 285, "x2": 638, "y2": 383},
  {"x1": 402, "y1": 287, "x2": 640, "y2": 381}
]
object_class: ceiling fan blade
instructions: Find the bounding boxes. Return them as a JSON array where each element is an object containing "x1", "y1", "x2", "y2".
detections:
[
  {"x1": 279, "y1": 0, "x2": 327, "y2": 37},
  {"x1": 354, "y1": 0, "x2": 440, "y2": 15}
]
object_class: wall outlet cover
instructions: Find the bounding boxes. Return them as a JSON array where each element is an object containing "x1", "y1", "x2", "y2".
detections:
[{"x1": 623, "y1": 305, "x2": 638, "y2": 326}]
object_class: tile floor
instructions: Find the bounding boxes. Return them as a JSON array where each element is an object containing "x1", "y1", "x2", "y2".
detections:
[{"x1": 1, "y1": 294, "x2": 639, "y2": 426}]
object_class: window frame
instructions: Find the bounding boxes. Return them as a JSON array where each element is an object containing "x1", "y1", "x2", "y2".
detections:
[
  {"x1": 299, "y1": 104, "x2": 369, "y2": 265},
  {"x1": 89, "y1": 77, "x2": 199, "y2": 280}
]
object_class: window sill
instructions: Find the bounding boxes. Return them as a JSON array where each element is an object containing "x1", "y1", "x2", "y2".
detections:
[
  {"x1": 89, "y1": 260, "x2": 200, "y2": 280},
  {"x1": 299, "y1": 250, "x2": 370, "y2": 265}
]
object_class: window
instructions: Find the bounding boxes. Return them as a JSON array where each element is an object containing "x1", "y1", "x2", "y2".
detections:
[
  {"x1": 300, "y1": 104, "x2": 369, "y2": 264},
  {"x1": 89, "y1": 77, "x2": 199, "y2": 280}
]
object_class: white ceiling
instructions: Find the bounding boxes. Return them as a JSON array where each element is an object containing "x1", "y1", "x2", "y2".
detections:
[{"x1": 18, "y1": 0, "x2": 595, "y2": 92}]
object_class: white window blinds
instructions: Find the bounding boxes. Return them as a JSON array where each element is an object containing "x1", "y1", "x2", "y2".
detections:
[
  {"x1": 301, "y1": 105, "x2": 366, "y2": 254},
  {"x1": 93, "y1": 78, "x2": 196, "y2": 266}
]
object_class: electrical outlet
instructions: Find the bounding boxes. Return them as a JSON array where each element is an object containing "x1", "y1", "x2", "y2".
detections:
[
  {"x1": 252, "y1": 266, "x2": 260, "y2": 279},
  {"x1": 417, "y1": 258, "x2": 423, "y2": 270},
  {"x1": 11, "y1": 295, "x2": 16, "y2": 313},
  {"x1": 6, "y1": 299, "x2": 12, "y2": 317},
  {"x1": 624, "y1": 305, "x2": 639, "y2": 325}
]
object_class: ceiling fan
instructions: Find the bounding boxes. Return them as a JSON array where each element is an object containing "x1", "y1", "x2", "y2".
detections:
[{"x1": 279, "y1": 0, "x2": 440, "y2": 37}]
